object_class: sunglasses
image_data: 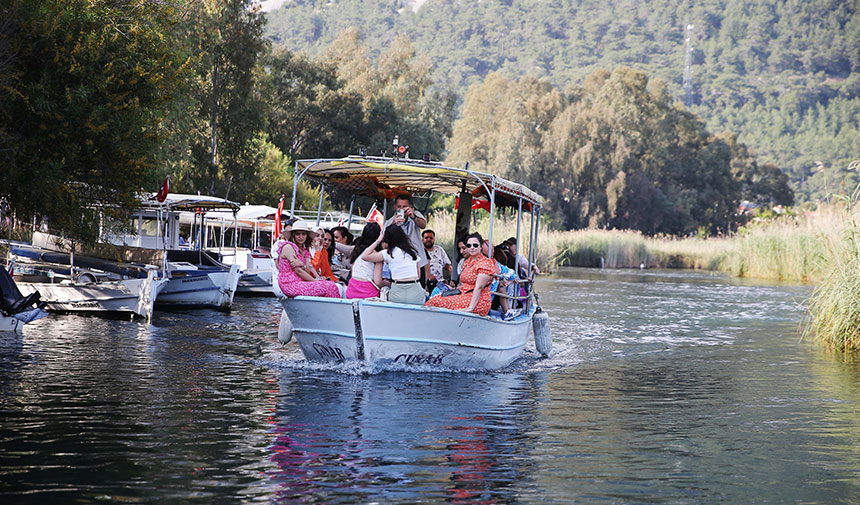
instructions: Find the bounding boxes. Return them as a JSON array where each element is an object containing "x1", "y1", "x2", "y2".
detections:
[{"x1": 465, "y1": 243, "x2": 481, "y2": 249}]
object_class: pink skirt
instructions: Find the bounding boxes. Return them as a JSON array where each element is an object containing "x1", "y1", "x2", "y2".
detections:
[{"x1": 345, "y1": 278, "x2": 379, "y2": 299}]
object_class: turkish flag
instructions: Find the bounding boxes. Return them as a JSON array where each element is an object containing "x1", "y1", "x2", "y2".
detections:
[
  {"x1": 455, "y1": 197, "x2": 491, "y2": 212},
  {"x1": 275, "y1": 195, "x2": 284, "y2": 234},
  {"x1": 367, "y1": 205, "x2": 384, "y2": 227},
  {"x1": 156, "y1": 176, "x2": 170, "y2": 202}
]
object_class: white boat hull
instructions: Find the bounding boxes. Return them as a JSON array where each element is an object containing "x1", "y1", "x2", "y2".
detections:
[
  {"x1": 278, "y1": 296, "x2": 533, "y2": 370},
  {"x1": 156, "y1": 265, "x2": 241, "y2": 310},
  {"x1": 16, "y1": 270, "x2": 165, "y2": 320}
]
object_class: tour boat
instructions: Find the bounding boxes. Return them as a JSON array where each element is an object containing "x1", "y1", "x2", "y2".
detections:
[{"x1": 276, "y1": 151, "x2": 552, "y2": 370}]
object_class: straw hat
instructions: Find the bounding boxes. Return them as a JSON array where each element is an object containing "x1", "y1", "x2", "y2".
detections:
[{"x1": 290, "y1": 220, "x2": 310, "y2": 232}]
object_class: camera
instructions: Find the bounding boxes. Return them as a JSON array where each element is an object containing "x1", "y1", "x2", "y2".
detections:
[{"x1": 397, "y1": 208, "x2": 405, "y2": 218}]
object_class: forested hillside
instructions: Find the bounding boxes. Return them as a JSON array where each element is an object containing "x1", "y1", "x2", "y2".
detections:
[{"x1": 266, "y1": 0, "x2": 860, "y2": 203}]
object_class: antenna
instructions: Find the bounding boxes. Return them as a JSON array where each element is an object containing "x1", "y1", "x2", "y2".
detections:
[{"x1": 683, "y1": 23, "x2": 694, "y2": 107}]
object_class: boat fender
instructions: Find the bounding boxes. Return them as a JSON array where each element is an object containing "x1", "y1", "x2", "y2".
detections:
[
  {"x1": 532, "y1": 307, "x2": 552, "y2": 358},
  {"x1": 278, "y1": 309, "x2": 293, "y2": 344}
]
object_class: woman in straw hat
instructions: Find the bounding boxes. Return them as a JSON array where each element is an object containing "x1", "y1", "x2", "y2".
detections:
[{"x1": 276, "y1": 220, "x2": 340, "y2": 298}]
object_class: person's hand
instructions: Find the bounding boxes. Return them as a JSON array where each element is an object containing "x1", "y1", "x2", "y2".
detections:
[
  {"x1": 428, "y1": 274, "x2": 437, "y2": 282},
  {"x1": 405, "y1": 207, "x2": 414, "y2": 219},
  {"x1": 393, "y1": 213, "x2": 405, "y2": 225},
  {"x1": 289, "y1": 258, "x2": 304, "y2": 269}
]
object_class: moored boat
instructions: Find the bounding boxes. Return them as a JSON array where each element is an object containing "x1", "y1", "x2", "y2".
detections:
[
  {"x1": 100, "y1": 193, "x2": 243, "y2": 310},
  {"x1": 8, "y1": 239, "x2": 166, "y2": 320},
  {"x1": 277, "y1": 150, "x2": 551, "y2": 370}
]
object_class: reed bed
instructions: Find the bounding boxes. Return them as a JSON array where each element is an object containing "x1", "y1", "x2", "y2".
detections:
[{"x1": 801, "y1": 202, "x2": 860, "y2": 351}]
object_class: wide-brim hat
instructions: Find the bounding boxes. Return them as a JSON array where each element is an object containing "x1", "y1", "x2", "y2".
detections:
[{"x1": 290, "y1": 220, "x2": 310, "y2": 232}]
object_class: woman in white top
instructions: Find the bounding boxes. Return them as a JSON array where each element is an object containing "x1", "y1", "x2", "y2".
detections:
[
  {"x1": 362, "y1": 225, "x2": 425, "y2": 305},
  {"x1": 344, "y1": 223, "x2": 384, "y2": 299}
]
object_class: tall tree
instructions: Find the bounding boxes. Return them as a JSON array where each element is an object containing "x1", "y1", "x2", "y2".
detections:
[{"x1": 170, "y1": 0, "x2": 268, "y2": 200}]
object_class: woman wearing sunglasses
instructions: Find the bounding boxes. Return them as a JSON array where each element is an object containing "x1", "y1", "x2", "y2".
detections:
[{"x1": 424, "y1": 232, "x2": 496, "y2": 315}]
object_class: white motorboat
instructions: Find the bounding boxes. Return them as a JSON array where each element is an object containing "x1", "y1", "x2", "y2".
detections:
[
  {"x1": 15, "y1": 270, "x2": 164, "y2": 320},
  {"x1": 8, "y1": 240, "x2": 166, "y2": 320},
  {"x1": 100, "y1": 193, "x2": 243, "y2": 311},
  {"x1": 1, "y1": 264, "x2": 48, "y2": 331},
  {"x1": 276, "y1": 150, "x2": 552, "y2": 370}
]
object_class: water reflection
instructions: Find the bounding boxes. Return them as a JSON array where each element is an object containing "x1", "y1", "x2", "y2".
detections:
[{"x1": 266, "y1": 371, "x2": 546, "y2": 504}]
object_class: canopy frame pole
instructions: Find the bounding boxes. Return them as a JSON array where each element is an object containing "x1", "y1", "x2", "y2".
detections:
[
  {"x1": 516, "y1": 197, "x2": 522, "y2": 261},
  {"x1": 315, "y1": 184, "x2": 325, "y2": 229},
  {"x1": 488, "y1": 176, "x2": 496, "y2": 252},
  {"x1": 347, "y1": 195, "x2": 355, "y2": 229}
]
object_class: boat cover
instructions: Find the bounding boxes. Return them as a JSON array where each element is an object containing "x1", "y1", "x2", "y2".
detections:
[{"x1": 295, "y1": 156, "x2": 542, "y2": 209}]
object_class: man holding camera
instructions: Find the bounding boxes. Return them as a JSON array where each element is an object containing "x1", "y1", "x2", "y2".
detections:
[{"x1": 385, "y1": 193, "x2": 430, "y2": 285}]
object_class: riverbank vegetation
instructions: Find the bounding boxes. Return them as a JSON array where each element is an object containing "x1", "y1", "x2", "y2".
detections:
[{"x1": 429, "y1": 205, "x2": 838, "y2": 284}]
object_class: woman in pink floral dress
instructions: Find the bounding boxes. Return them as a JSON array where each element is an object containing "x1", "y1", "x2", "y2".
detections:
[{"x1": 277, "y1": 221, "x2": 340, "y2": 298}]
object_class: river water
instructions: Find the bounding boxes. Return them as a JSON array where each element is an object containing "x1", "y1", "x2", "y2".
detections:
[{"x1": 2, "y1": 268, "x2": 859, "y2": 504}]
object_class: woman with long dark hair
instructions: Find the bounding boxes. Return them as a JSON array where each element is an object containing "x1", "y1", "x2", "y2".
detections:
[
  {"x1": 362, "y1": 225, "x2": 425, "y2": 305},
  {"x1": 330, "y1": 226, "x2": 354, "y2": 282},
  {"x1": 344, "y1": 223, "x2": 384, "y2": 299}
]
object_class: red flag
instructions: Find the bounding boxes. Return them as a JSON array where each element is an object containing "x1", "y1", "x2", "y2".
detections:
[
  {"x1": 454, "y1": 197, "x2": 491, "y2": 212},
  {"x1": 275, "y1": 195, "x2": 284, "y2": 235},
  {"x1": 472, "y1": 199, "x2": 491, "y2": 212},
  {"x1": 156, "y1": 176, "x2": 170, "y2": 203},
  {"x1": 367, "y1": 205, "x2": 384, "y2": 227}
]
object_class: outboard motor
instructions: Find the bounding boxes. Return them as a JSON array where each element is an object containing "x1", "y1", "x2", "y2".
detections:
[
  {"x1": 1, "y1": 265, "x2": 46, "y2": 323},
  {"x1": 532, "y1": 306, "x2": 552, "y2": 358}
]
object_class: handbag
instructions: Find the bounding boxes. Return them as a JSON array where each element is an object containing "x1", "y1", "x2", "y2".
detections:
[{"x1": 441, "y1": 288, "x2": 472, "y2": 297}]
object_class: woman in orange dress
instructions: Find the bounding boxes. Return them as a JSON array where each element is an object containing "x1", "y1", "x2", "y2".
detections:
[{"x1": 424, "y1": 232, "x2": 496, "y2": 316}]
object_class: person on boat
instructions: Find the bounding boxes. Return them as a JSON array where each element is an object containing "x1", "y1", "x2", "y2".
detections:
[
  {"x1": 422, "y1": 229, "x2": 452, "y2": 292},
  {"x1": 276, "y1": 221, "x2": 340, "y2": 298},
  {"x1": 489, "y1": 241, "x2": 521, "y2": 320},
  {"x1": 344, "y1": 223, "x2": 385, "y2": 299},
  {"x1": 311, "y1": 229, "x2": 338, "y2": 281},
  {"x1": 362, "y1": 225, "x2": 425, "y2": 305},
  {"x1": 331, "y1": 226, "x2": 354, "y2": 282},
  {"x1": 271, "y1": 224, "x2": 292, "y2": 297},
  {"x1": 424, "y1": 232, "x2": 496, "y2": 316},
  {"x1": 455, "y1": 237, "x2": 467, "y2": 278},
  {"x1": 505, "y1": 237, "x2": 540, "y2": 276},
  {"x1": 384, "y1": 193, "x2": 430, "y2": 286}
]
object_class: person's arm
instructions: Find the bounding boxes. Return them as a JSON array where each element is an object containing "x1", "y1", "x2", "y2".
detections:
[
  {"x1": 372, "y1": 262, "x2": 383, "y2": 287},
  {"x1": 410, "y1": 208, "x2": 426, "y2": 229},
  {"x1": 281, "y1": 245, "x2": 317, "y2": 281},
  {"x1": 361, "y1": 235, "x2": 385, "y2": 263},
  {"x1": 462, "y1": 273, "x2": 492, "y2": 313},
  {"x1": 443, "y1": 263, "x2": 453, "y2": 279},
  {"x1": 334, "y1": 242, "x2": 354, "y2": 255}
]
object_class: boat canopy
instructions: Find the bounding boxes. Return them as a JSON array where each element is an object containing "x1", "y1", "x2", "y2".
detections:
[
  {"x1": 138, "y1": 193, "x2": 241, "y2": 212},
  {"x1": 295, "y1": 156, "x2": 542, "y2": 209}
]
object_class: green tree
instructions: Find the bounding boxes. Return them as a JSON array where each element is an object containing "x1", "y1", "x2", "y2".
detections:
[
  {"x1": 170, "y1": 0, "x2": 269, "y2": 200},
  {"x1": 0, "y1": 0, "x2": 186, "y2": 243}
]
